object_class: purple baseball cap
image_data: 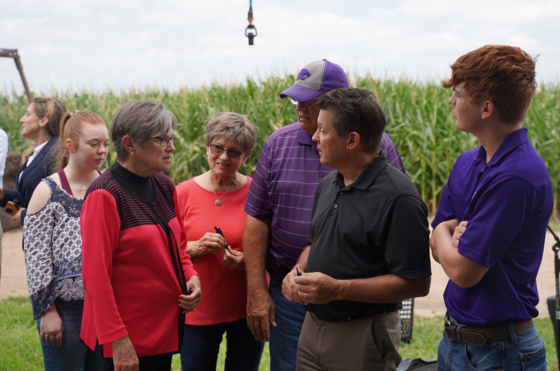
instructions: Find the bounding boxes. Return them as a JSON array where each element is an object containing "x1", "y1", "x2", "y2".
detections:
[{"x1": 279, "y1": 59, "x2": 349, "y2": 101}]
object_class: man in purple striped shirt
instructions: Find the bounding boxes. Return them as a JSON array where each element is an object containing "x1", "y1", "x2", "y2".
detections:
[{"x1": 243, "y1": 59, "x2": 405, "y2": 371}]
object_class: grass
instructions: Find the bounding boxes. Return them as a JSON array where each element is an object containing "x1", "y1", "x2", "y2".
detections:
[
  {"x1": 0, "y1": 297, "x2": 44, "y2": 370},
  {"x1": 1, "y1": 77, "x2": 559, "y2": 217},
  {"x1": 0, "y1": 297, "x2": 557, "y2": 370}
]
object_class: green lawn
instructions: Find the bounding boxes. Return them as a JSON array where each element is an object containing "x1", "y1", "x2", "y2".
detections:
[{"x1": 1, "y1": 296, "x2": 557, "y2": 370}]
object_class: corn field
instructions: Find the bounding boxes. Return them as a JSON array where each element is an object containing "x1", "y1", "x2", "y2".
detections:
[{"x1": 1, "y1": 75, "x2": 559, "y2": 217}]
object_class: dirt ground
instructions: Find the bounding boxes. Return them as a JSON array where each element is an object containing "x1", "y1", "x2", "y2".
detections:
[{"x1": 1, "y1": 228, "x2": 558, "y2": 318}]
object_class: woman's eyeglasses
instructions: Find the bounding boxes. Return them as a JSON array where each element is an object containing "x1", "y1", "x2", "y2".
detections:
[
  {"x1": 209, "y1": 144, "x2": 243, "y2": 159},
  {"x1": 151, "y1": 135, "x2": 175, "y2": 147}
]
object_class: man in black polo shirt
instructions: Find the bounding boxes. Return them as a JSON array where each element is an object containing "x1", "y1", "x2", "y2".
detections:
[{"x1": 282, "y1": 88, "x2": 432, "y2": 371}]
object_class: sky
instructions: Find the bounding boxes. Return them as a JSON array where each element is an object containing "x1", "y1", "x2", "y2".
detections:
[{"x1": 1, "y1": 0, "x2": 559, "y2": 93}]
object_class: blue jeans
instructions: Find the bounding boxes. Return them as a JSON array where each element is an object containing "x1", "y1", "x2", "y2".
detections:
[
  {"x1": 36, "y1": 299, "x2": 104, "y2": 371},
  {"x1": 269, "y1": 281, "x2": 307, "y2": 371},
  {"x1": 438, "y1": 314, "x2": 547, "y2": 371},
  {"x1": 180, "y1": 318, "x2": 264, "y2": 371}
]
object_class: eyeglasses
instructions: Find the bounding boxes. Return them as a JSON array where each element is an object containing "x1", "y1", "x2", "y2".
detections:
[
  {"x1": 151, "y1": 135, "x2": 175, "y2": 147},
  {"x1": 209, "y1": 144, "x2": 244, "y2": 159},
  {"x1": 290, "y1": 98, "x2": 317, "y2": 107}
]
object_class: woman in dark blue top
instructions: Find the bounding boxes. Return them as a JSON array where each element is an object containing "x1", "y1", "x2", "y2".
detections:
[{"x1": 0, "y1": 97, "x2": 67, "y2": 226}]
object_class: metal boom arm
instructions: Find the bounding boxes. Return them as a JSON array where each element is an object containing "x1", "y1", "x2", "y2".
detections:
[{"x1": 0, "y1": 48, "x2": 32, "y2": 103}]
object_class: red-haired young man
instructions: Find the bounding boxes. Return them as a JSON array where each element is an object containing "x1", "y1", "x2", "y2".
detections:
[{"x1": 431, "y1": 45, "x2": 552, "y2": 370}]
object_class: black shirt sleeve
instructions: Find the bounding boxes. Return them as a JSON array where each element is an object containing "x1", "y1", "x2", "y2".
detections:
[
  {"x1": 376, "y1": 195, "x2": 432, "y2": 280},
  {"x1": 306, "y1": 177, "x2": 326, "y2": 246}
]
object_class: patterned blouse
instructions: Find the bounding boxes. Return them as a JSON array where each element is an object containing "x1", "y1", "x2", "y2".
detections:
[{"x1": 24, "y1": 177, "x2": 85, "y2": 319}]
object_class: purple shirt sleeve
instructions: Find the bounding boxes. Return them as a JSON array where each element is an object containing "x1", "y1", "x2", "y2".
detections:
[
  {"x1": 432, "y1": 180, "x2": 455, "y2": 229},
  {"x1": 458, "y1": 177, "x2": 537, "y2": 267},
  {"x1": 381, "y1": 133, "x2": 405, "y2": 174},
  {"x1": 245, "y1": 140, "x2": 273, "y2": 220}
]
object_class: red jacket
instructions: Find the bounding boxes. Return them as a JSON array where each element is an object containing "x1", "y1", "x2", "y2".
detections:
[{"x1": 80, "y1": 167, "x2": 197, "y2": 357}]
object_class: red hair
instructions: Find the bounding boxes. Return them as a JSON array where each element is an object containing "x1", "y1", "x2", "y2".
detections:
[
  {"x1": 55, "y1": 111, "x2": 106, "y2": 170},
  {"x1": 442, "y1": 45, "x2": 538, "y2": 124}
]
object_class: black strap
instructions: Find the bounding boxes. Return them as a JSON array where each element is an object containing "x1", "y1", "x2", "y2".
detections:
[{"x1": 548, "y1": 225, "x2": 560, "y2": 364}]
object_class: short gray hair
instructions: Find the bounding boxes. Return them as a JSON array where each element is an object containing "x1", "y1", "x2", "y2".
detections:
[
  {"x1": 205, "y1": 112, "x2": 257, "y2": 155},
  {"x1": 110, "y1": 100, "x2": 177, "y2": 161}
]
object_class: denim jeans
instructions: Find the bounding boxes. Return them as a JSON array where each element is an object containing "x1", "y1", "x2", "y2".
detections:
[
  {"x1": 437, "y1": 314, "x2": 547, "y2": 371},
  {"x1": 269, "y1": 281, "x2": 307, "y2": 371},
  {"x1": 180, "y1": 318, "x2": 264, "y2": 371},
  {"x1": 36, "y1": 299, "x2": 104, "y2": 371}
]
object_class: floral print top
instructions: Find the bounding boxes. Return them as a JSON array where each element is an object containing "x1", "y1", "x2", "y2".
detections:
[{"x1": 24, "y1": 177, "x2": 85, "y2": 319}]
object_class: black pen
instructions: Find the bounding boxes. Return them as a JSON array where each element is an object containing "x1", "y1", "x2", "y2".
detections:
[
  {"x1": 214, "y1": 226, "x2": 230, "y2": 251},
  {"x1": 296, "y1": 267, "x2": 302, "y2": 276}
]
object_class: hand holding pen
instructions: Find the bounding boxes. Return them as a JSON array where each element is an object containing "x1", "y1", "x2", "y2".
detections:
[{"x1": 216, "y1": 226, "x2": 246, "y2": 270}]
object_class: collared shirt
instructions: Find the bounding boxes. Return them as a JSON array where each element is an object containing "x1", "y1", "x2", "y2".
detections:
[
  {"x1": 432, "y1": 128, "x2": 553, "y2": 327},
  {"x1": 19, "y1": 141, "x2": 48, "y2": 182},
  {"x1": 306, "y1": 153, "x2": 431, "y2": 319},
  {"x1": 245, "y1": 122, "x2": 405, "y2": 268}
]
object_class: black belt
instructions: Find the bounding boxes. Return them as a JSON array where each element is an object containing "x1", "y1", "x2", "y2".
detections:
[
  {"x1": 444, "y1": 316, "x2": 533, "y2": 347},
  {"x1": 313, "y1": 310, "x2": 393, "y2": 323}
]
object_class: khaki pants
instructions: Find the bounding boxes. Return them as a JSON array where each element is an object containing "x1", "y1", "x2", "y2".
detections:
[{"x1": 297, "y1": 311, "x2": 402, "y2": 371}]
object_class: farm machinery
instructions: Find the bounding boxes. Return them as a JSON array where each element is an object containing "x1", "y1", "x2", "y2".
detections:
[{"x1": 0, "y1": 48, "x2": 32, "y2": 102}]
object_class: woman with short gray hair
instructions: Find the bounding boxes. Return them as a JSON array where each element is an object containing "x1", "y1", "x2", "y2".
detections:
[
  {"x1": 204, "y1": 112, "x2": 257, "y2": 155},
  {"x1": 176, "y1": 112, "x2": 263, "y2": 371},
  {"x1": 80, "y1": 100, "x2": 201, "y2": 371}
]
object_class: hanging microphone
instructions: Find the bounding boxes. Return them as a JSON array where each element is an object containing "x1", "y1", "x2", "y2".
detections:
[{"x1": 245, "y1": 0, "x2": 257, "y2": 45}]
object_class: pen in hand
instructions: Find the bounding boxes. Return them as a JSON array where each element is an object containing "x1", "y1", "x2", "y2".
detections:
[{"x1": 214, "y1": 226, "x2": 230, "y2": 251}]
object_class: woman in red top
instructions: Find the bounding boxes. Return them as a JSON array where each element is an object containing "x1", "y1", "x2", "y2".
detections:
[
  {"x1": 176, "y1": 112, "x2": 263, "y2": 371},
  {"x1": 80, "y1": 101, "x2": 201, "y2": 371}
]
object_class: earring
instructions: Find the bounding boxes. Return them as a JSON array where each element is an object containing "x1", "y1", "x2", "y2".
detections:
[{"x1": 130, "y1": 152, "x2": 133, "y2": 156}]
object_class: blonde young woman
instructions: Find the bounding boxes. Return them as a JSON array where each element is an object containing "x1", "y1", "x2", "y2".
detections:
[{"x1": 24, "y1": 111, "x2": 109, "y2": 371}]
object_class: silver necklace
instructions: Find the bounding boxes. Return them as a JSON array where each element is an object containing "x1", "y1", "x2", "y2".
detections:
[
  {"x1": 66, "y1": 170, "x2": 89, "y2": 191},
  {"x1": 209, "y1": 174, "x2": 236, "y2": 206}
]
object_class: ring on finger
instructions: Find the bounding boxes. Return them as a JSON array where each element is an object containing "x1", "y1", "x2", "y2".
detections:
[{"x1": 304, "y1": 292, "x2": 307, "y2": 299}]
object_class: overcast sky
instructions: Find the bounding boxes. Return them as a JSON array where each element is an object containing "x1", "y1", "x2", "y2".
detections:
[{"x1": 1, "y1": 0, "x2": 559, "y2": 93}]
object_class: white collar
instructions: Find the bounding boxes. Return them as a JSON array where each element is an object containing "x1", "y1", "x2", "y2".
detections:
[{"x1": 33, "y1": 141, "x2": 48, "y2": 155}]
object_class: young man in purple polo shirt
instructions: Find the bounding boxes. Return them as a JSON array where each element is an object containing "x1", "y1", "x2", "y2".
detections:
[
  {"x1": 431, "y1": 45, "x2": 553, "y2": 370},
  {"x1": 243, "y1": 59, "x2": 405, "y2": 371}
]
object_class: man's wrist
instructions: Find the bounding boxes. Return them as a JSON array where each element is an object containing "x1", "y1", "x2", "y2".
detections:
[
  {"x1": 248, "y1": 286, "x2": 269, "y2": 298},
  {"x1": 246, "y1": 264, "x2": 268, "y2": 291},
  {"x1": 442, "y1": 219, "x2": 459, "y2": 233},
  {"x1": 332, "y1": 278, "x2": 345, "y2": 301}
]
